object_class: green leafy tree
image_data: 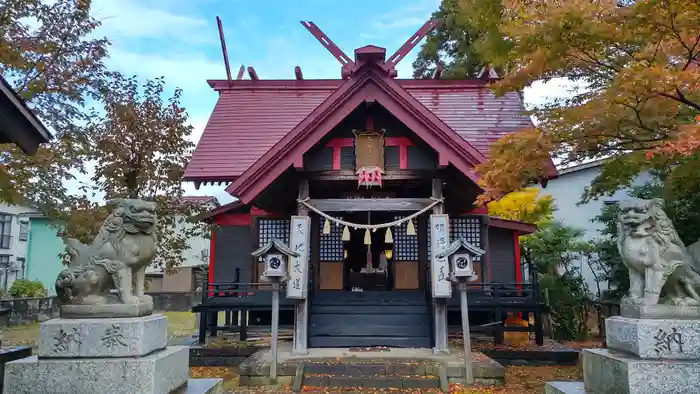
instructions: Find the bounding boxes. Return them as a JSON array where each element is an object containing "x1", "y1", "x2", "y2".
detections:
[
  {"x1": 9, "y1": 279, "x2": 48, "y2": 298},
  {"x1": 412, "y1": 0, "x2": 490, "y2": 79},
  {"x1": 0, "y1": 0, "x2": 109, "y2": 212},
  {"x1": 72, "y1": 73, "x2": 209, "y2": 269},
  {"x1": 522, "y1": 221, "x2": 595, "y2": 339}
]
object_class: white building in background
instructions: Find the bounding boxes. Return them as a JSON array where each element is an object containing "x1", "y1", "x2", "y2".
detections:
[
  {"x1": 537, "y1": 160, "x2": 652, "y2": 293},
  {"x1": 0, "y1": 203, "x2": 41, "y2": 291},
  {"x1": 146, "y1": 196, "x2": 219, "y2": 292}
]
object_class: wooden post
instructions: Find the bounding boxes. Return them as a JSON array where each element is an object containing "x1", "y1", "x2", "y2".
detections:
[
  {"x1": 197, "y1": 276, "x2": 208, "y2": 344},
  {"x1": 270, "y1": 281, "x2": 280, "y2": 381},
  {"x1": 240, "y1": 307, "x2": 248, "y2": 341},
  {"x1": 292, "y1": 179, "x2": 310, "y2": 355},
  {"x1": 432, "y1": 178, "x2": 449, "y2": 355},
  {"x1": 458, "y1": 281, "x2": 474, "y2": 385}
]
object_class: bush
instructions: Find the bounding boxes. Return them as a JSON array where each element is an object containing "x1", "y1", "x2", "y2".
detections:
[
  {"x1": 540, "y1": 272, "x2": 591, "y2": 340},
  {"x1": 9, "y1": 279, "x2": 48, "y2": 298}
]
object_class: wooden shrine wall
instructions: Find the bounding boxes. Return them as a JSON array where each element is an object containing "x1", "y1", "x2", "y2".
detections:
[
  {"x1": 303, "y1": 105, "x2": 437, "y2": 172},
  {"x1": 487, "y1": 226, "x2": 517, "y2": 284},
  {"x1": 392, "y1": 216, "x2": 420, "y2": 290},
  {"x1": 318, "y1": 217, "x2": 344, "y2": 290},
  {"x1": 211, "y1": 226, "x2": 252, "y2": 283}
]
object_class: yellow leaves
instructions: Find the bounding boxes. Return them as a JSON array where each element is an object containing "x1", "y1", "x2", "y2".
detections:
[
  {"x1": 475, "y1": 128, "x2": 553, "y2": 204},
  {"x1": 487, "y1": 188, "x2": 555, "y2": 225}
]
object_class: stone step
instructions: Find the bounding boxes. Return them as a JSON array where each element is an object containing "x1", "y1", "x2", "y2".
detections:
[
  {"x1": 302, "y1": 374, "x2": 441, "y2": 390},
  {"x1": 304, "y1": 361, "x2": 434, "y2": 377}
]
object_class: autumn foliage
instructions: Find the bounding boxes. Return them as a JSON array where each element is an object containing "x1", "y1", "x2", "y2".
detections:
[
  {"x1": 0, "y1": 1, "x2": 207, "y2": 269},
  {"x1": 448, "y1": 0, "x2": 700, "y2": 201},
  {"x1": 486, "y1": 187, "x2": 554, "y2": 225},
  {"x1": 0, "y1": 0, "x2": 108, "y2": 212}
]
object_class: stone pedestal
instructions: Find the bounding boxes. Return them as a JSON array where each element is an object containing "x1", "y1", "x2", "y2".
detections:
[
  {"x1": 546, "y1": 314, "x2": 700, "y2": 394},
  {"x1": 38, "y1": 314, "x2": 168, "y2": 358},
  {"x1": 605, "y1": 316, "x2": 700, "y2": 359},
  {"x1": 3, "y1": 314, "x2": 221, "y2": 394},
  {"x1": 582, "y1": 348, "x2": 700, "y2": 394}
]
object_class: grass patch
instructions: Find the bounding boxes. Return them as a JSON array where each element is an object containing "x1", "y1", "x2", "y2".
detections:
[{"x1": 2, "y1": 311, "x2": 199, "y2": 349}]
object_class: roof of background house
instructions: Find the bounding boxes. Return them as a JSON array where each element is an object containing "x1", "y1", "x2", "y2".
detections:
[
  {"x1": 178, "y1": 196, "x2": 219, "y2": 206},
  {"x1": 0, "y1": 74, "x2": 52, "y2": 154},
  {"x1": 184, "y1": 78, "x2": 534, "y2": 183},
  {"x1": 556, "y1": 158, "x2": 608, "y2": 176}
]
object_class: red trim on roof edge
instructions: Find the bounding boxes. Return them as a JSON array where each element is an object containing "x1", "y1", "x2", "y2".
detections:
[
  {"x1": 489, "y1": 217, "x2": 537, "y2": 235},
  {"x1": 206, "y1": 78, "x2": 489, "y2": 91},
  {"x1": 226, "y1": 64, "x2": 487, "y2": 203}
]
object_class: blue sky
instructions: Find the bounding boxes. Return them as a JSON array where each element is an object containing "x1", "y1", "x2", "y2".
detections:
[{"x1": 85, "y1": 0, "x2": 572, "y2": 203}]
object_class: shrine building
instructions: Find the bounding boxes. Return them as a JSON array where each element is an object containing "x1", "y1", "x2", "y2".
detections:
[{"x1": 185, "y1": 20, "x2": 557, "y2": 353}]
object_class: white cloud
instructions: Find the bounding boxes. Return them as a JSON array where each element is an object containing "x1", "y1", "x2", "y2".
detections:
[
  {"x1": 373, "y1": 0, "x2": 436, "y2": 31},
  {"x1": 375, "y1": 17, "x2": 427, "y2": 30},
  {"x1": 92, "y1": 0, "x2": 210, "y2": 44},
  {"x1": 106, "y1": 48, "x2": 222, "y2": 95},
  {"x1": 523, "y1": 78, "x2": 587, "y2": 110}
]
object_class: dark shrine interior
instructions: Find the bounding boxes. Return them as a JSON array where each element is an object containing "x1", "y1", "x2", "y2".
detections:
[{"x1": 342, "y1": 211, "x2": 394, "y2": 291}]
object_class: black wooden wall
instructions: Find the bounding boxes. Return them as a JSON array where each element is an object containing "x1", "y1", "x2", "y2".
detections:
[
  {"x1": 487, "y1": 227, "x2": 516, "y2": 283},
  {"x1": 212, "y1": 226, "x2": 251, "y2": 283},
  {"x1": 303, "y1": 105, "x2": 437, "y2": 171}
]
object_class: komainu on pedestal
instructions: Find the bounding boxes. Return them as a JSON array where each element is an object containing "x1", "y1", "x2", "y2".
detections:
[
  {"x1": 2, "y1": 199, "x2": 221, "y2": 394},
  {"x1": 545, "y1": 199, "x2": 700, "y2": 394},
  {"x1": 56, "y1": 198, "x2": 158, "y2": 318},
  {"x1": 617, "y1": 198, "x2": 700, "y2": 310}
]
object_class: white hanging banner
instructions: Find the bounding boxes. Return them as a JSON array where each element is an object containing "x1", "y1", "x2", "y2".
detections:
[
  {"x1": 430, "y1": 214, "x2": 452, "y2": 298},
  {"x1": 287, "y1": 216, "x2": 311, "y2": 299}
]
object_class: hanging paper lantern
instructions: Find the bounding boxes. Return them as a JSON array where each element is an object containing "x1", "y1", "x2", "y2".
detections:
[
  {"x1": 342, "y1": 226, "x2": 351, "y2": 241},
  {"x1": 385, "y1": 249, "x2": 393, "y2": 259},
  {"x1": 406, "y1": 219, "x2": 416, "y2": 236},
  {"x1": 385, "y1": 228, "x2": 393, "y2": 244},
  {"x1": 364, "y1": 229, "x2": 371, "y2": 245},
  {"x1": 322, "y1": 218, "x2": 331, "y2": 235}
]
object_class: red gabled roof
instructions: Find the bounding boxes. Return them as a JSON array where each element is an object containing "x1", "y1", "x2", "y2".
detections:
[
  {"x1": 184, "y1": 78, "x2": 534, "y2": 185},
  {"x1": 222, "y1": 63, "x2": 488, "y2": 203}
]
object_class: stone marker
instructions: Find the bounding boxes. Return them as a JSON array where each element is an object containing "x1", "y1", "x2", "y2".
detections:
[
  {"x1": 3, "y1": 199, "x2": 221, "y2": 394},
  {"x1": 546, "y1": 199, "x2": 700, "y2": 394}
]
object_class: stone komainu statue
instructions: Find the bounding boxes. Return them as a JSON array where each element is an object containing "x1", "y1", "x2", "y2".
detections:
[
  {"x1": 55, "y1": 199, "x2": 158, "y2": 314},
  {"x1": 618, "y1": 198, "x2": 700, "y2": 306}
]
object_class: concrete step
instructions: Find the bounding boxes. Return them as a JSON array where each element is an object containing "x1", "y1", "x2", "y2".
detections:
[
  {"x1": 301, "y1": 360, "x2": 443, "y2": 391},
  {"x1": 304, "y1": 360, "x2": 437, "y2": 376},
  {"x1": 303, "y1": 374, "x2": 441, "y2": 390}
]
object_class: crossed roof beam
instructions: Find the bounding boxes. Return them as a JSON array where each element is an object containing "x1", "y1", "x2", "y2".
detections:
[
  {"x1": 300, "y1": 19, "x2": 440, "y2": 79},
  {"x1": 216, "y1": 17, "x2": 494, "y2": 82}
]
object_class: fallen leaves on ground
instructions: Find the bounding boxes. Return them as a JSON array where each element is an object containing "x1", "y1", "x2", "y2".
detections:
[
  {"x1": 189, "y1": 364, "x2": 583, "y2": 394},
  {"x1": 560, "y1": 339, "x2": 604, "y2": 350}
]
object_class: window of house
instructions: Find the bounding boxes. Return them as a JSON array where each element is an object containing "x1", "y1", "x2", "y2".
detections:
[
  {"x1": 0, "y1": 255, "x2": 9, "y2": 290},
  {"x1": 15, "y1": 257, "x2": 25, "y2": 280},
  {"x1": 0, "y1": 215, "x2": 11, "y2": 249},
  {"x1": 18, "y1": 220, "x2": 28, "y2": 241}
]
